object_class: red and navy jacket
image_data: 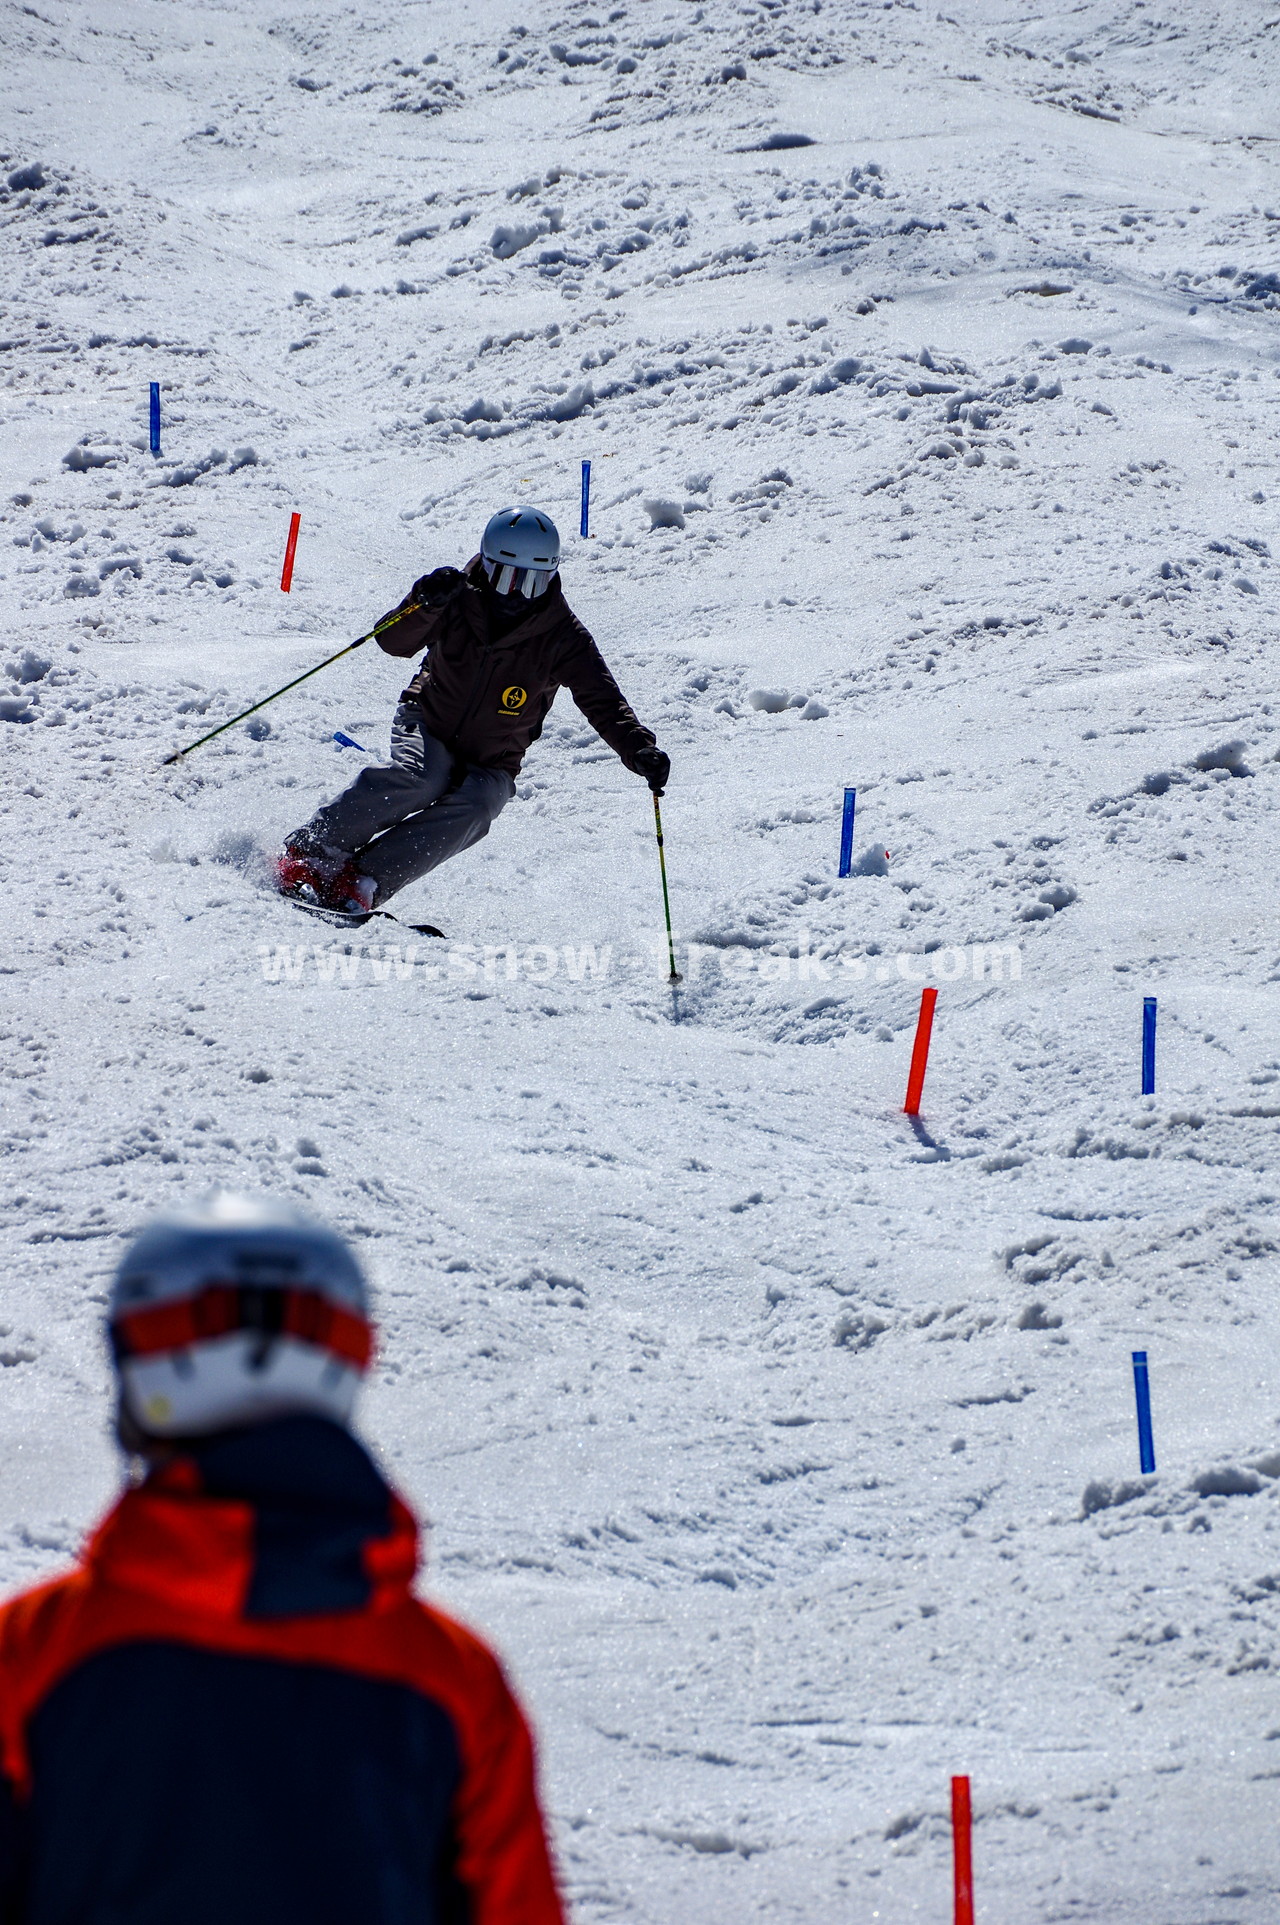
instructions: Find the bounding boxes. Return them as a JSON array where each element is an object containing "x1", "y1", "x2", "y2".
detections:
[{"x1": 0, "y1": 1416, "x2": 566, "y2": 1925}]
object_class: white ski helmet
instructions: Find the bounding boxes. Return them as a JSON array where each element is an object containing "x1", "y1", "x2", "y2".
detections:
[
  {"x1": 479, "y1": 506, "x2": 561, "y2": 598},
  {"x1": 109, "y1": 1192, "x2": 373, "y2": 1441}
]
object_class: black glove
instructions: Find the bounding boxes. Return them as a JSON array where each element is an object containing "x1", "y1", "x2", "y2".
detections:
[
  {"x1": 634, "y1": 746, "x2": 670, "y2": 794},
  {"x1": 411, "y1": 567, "x2": 465, "y2": 609}
]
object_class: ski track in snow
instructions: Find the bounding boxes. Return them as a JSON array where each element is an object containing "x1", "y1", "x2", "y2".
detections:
[{"x1": 2, "y1": 0, "x2": 1280, "y2": 1917}]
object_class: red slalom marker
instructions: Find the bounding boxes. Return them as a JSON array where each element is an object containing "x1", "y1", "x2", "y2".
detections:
[
  {"x1": 280, "y1": 511, "x2": 301, "y2": 592},
  {"x1": 903, "y1": 985, "x2": 937, "y2": 1116},
  {"x1": 951, "y1": 1775, "x2": 974, "y2": 1925}
]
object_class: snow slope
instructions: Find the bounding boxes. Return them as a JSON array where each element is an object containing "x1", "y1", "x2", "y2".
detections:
[{"x1": 2, "y1": 1, "x2": 1280, "y2": 1917}]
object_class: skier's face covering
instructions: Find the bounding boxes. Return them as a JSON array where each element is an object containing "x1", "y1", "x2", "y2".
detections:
[{"x1": 489, "y1": 594, "x2": 546, "y2": 640}]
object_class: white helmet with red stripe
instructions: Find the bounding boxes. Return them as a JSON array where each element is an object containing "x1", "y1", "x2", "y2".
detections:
[{"x1": 109, "y1": 1192, "x2": 373, "y2": 1441}]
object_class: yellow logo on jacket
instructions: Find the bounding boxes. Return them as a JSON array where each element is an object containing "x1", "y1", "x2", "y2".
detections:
[{"x1": 500, "y1": 685, "x2": 528, "y2": 712}]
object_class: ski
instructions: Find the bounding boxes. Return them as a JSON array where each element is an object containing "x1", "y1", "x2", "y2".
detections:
[{"x1": 282, "y1": 897, "x2": 445, "y2": 939}]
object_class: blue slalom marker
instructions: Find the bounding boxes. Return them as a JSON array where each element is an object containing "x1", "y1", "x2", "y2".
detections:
[
  {"x1": 1141, "y1": 996, "x2": 1157, "y2": 1095},
  {"x1": 149, "y1": 382, "x2": 161, "y2": 456},
  {"x1": 1132, "y1": 1350, "x2": 1155, "y2": 1474},
  {"x1": 838, "y1": 786, "x2": 857, "y2": 878},
  {"x1": 580, "y1": 458, "x2": 591, "y2": 538},
  {"x1": 333, "y1": 731, "x2": 366, "y2": 752}
]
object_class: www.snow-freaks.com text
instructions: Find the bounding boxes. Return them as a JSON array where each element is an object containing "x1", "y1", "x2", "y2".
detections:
[{"x1": 256, "y1": 939, "x2": 1024, "y2": 987}]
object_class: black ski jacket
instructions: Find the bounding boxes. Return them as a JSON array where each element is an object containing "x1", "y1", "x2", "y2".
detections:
[{"x1": 374, "y1": 559, "x2": 656, "y2": 779}]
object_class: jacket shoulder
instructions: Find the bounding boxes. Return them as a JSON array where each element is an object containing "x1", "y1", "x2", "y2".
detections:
[
  {"x1": 0, "y1": 1569, "x2": 99, "y2": 1772},
  {"x1": 0, "y1": 1569, "x2": 91, "y2": 1665},
  {"x1": 403, "y1": 1597, "x2": 511, "y2": 1693},
  {"x1": 551, "y1": 597, "x2": 596, "y2": 652},
  {"x1": 396, "y1": 1600, "x2": 528, "y2": 1739}
]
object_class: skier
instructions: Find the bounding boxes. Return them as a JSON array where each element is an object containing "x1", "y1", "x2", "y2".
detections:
[
  {"x1": 0, "y1": 1193, "x2": 566, "y2": 1925},
  {"x1": 276, "y1": 506, "x2": 670, "y2": 916}
]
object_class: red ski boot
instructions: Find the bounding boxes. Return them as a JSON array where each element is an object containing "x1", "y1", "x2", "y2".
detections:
[{"x1": 275, "y1": 836, "x2": 376, "y2": 916}]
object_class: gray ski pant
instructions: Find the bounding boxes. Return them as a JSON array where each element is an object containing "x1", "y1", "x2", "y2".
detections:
[{"x1": 305, "y1": 704, "x2": 515, "y2": 903}]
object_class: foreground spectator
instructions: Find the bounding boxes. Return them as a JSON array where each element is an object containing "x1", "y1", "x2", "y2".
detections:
[{"x1": 0, "y1": 1192, "x2": 565, "y2": 1925}]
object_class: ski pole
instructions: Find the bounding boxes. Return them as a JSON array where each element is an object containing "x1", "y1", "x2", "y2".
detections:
[
  {"x1": 161, "y1": 603, "x2": 424, "y2": 766},
  {"x1": 652, "y1": 790, "x2": 681, "y2": 984}
]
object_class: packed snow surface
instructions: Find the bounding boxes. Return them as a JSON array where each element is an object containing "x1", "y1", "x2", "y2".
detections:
[{"x1": 3, "y1": 1, "x2": 1280, "y2": 1917}]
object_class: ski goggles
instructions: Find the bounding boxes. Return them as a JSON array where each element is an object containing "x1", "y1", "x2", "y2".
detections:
[
  {"x1": 111, "y1": 1282, "x2": 374, "y2": 1370},
  {"x1": 481, "y1": 556, "x2": 555, "y2": 599}
]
